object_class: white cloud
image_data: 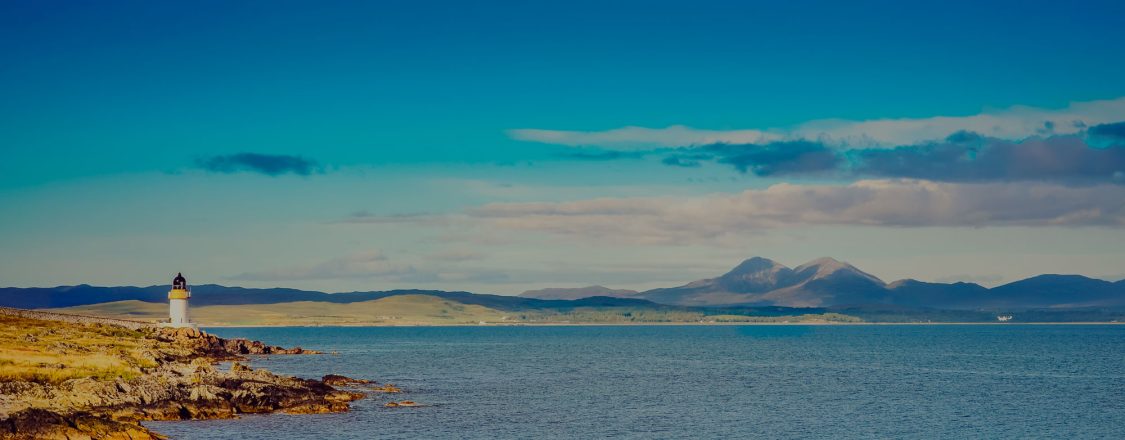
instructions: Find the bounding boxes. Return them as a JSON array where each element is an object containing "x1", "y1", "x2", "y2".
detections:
[
  {"x1": 508, "y1": 96, "x2": 1125, "y2": 149},
  {"x1": 509, "y1": 125, "x2": 782, "y2": 149},
  {"x1": 463, "y1": 179, "x2": 1125, "y2": 244}
]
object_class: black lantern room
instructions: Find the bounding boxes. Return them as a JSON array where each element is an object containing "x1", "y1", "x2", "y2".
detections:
[{"x1": 172, "y1": 272, "x2": 187, "y2": 290}]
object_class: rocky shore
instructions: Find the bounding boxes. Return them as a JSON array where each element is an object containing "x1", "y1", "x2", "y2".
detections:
[{"x1": 0, "y1": 313, "x2": 371, "y2": 439}]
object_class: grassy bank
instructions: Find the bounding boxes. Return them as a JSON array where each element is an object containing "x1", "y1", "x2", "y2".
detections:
[
  {"x1": 0, "y1": 314, "x2": 161, "y2": 384},
  {"x1": 0, "y1": 310, "x2": 366, "y2": 439}
]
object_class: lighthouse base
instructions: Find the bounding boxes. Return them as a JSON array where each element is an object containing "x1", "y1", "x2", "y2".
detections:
[
  {"x1": 166, "y1": 298, "x2": 196, "y2": 329},
  {"x1": 159, "y1": 321, "x2": 199, "y2": 329}
]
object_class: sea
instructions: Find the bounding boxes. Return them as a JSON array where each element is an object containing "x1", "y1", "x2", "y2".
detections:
[{"x1": 147, "y1": 325, "x2": 1125, "y2": 439}]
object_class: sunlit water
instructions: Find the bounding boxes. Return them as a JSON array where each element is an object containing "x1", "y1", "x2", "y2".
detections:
[{"x1": 147, "y1": 325, "x2": 1125, "y2": 439}]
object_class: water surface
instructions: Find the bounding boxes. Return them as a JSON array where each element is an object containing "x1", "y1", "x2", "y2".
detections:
[{"x1": 148, "y1": 325, "x2": 1125, "y2": 439}]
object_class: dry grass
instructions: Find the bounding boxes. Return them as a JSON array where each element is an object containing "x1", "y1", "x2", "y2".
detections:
[
  {"x1": 0, "y1": 314, "x2": 162, "y2": 384},
  {"x1": 52, "y1": 296, "x2": 867, "y2": 326},
  {"x1": 53, "y1": 295, "x2": 513, "y2": 326}
]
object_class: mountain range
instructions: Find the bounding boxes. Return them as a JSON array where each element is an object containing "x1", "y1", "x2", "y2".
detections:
[
  {"x1": 1, "y1": 256, "x2": 1122, "y2": 313},
  {"x1": 520, "y1": 257, "x2": 1125, "y2": 309}
]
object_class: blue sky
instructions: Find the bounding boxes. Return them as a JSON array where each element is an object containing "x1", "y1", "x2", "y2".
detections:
[{"x1": 2, "y1": 0, "x2": 1125, "y2": 292}]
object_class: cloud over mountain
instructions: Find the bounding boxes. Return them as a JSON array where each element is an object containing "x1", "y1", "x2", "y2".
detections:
[
  {"x1": 461, "y1": 180, "x2": 1125, "y2": 244},
  {"x1": 675, "y1": 132, "x2": 1125, "y2": 183},
  {"x1": 510, "y1": 96, "x2": 1125, "y2": 149},
  {"x1": 1090, "y1": 121, "x2": 1125, "y2": 140},
  {"x1": 516, "y1": 97, "x2": 1125, "y2": 185},
  {"x1": 703, "y1": 140, "x2": 841, "y2": 176},
  {"x1": 565, "y1": 131, "x2": 1125, "y2": 184},
  {"x1": 510, "y1": 125, "x2": 779, "y2": 149},
  {"x1": 848, "y1": 133, "x2": 1125, "y2": 183}
]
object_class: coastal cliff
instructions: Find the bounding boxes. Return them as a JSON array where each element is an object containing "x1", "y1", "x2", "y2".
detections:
[{"x1": 0, "y1": 310, "x2": 365, "y2": 439}]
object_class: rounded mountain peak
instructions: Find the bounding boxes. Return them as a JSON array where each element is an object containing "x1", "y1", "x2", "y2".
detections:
[
  {"x1": 727, "y1": 257, "x2": 787, "y2": 274},
  {"x1": 716, "y1": 257, "x2": 795, "y2": 293},
  {"x1": 795, "y1": 257, "x2": 883, "y2": 284}
]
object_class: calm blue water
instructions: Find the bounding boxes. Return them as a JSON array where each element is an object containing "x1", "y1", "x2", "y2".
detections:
[{"x1": 148, "y1": 325, "x2": 1125, "y2": 439}]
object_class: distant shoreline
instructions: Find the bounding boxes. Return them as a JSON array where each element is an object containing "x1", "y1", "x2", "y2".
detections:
[
  {"x1": 202, "y1": 321, "x2": 1125, "y2": 328},
  {"x1": 44, "y1": 295, "x2": 1125, "y2": 328}
]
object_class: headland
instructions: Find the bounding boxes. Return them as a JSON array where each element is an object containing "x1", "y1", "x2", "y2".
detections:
[{"x1": 0, "y1": 308, "x2": 374, "y2": 439}]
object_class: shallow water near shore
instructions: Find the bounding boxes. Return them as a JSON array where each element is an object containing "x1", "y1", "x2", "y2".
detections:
[{"x1": 147, "y1": 325, "x2": 1125, "y2": 439}]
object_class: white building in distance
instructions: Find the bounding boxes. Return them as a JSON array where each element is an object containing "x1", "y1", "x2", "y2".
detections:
[{"x1": 165, "y1": 272, "x2": 197, "y2": 329}]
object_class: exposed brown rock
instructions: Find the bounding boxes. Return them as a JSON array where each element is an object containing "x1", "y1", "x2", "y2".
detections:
[
  {"x1": 322, "y1": 375, "x2": 372, "y2": 386},
  {"x1": 156, "y1": 327, "x2": 322, "y2": 357},
  {"x1": 0, "y1": 314, "x2": 364, "y2": 439},
  {"x1": 370, "y1": 383, "x2": 403, "y2": 393},
  {"x1": 0, "y1": 408, "x2": 165, "y2": 440},
  {"x1": 2, "y1": 361, "x2": 363, "y2": 438}
]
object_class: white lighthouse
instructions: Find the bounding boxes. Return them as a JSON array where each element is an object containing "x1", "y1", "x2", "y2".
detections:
[{"x1": 166, "y1": 272, "x2": 197, "y2": 329}]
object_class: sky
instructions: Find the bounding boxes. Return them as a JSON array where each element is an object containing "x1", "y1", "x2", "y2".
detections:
[{"x1": 2, "y1": 0, "x2": 1125, "y2": 293}]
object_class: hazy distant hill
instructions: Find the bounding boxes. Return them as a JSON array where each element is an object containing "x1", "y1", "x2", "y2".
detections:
[
  {"x1": 520, "y1": 285, "x2": 639, "y2": 300},
  {"x1": 887, "y1": 274, "x2": 1125, "y2": 309},
  {"x1": 983, "y1": 275, "x2": 1125, "y2": 308},
  {"x1": 884, "y1": 279, "x2": 991, "y2": 309}
]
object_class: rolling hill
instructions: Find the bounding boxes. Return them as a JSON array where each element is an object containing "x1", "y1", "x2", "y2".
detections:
[
  {"x1": 48, "y1": 295, "x2": 512, "y2": 326},
  {"x1": 519, "y1": 285, "x2": 639, "y2": 300}
]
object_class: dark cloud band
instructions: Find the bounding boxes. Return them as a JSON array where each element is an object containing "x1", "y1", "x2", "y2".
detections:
[
  {"x1": 196, "y1": 153, "x2": 320, "y2": 176},
  {"x1": 655, "y1": 127, "x2": 1125, "y2": 184},
  {"x1": 1089, "y1": 121, "x2": 1125, "y2": 140}
]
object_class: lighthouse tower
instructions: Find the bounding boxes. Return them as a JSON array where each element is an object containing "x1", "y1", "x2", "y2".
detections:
[{"x1": 167, "y1": 272, "x2": 197, "y2": 329}]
